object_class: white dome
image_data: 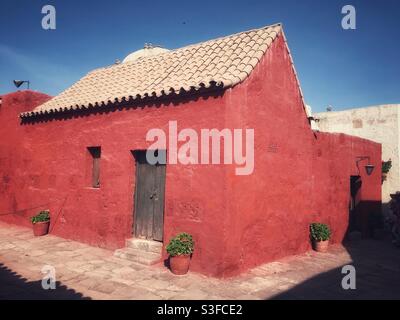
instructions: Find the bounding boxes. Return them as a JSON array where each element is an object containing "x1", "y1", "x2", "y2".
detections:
[{"x1": 123, "y1": 45, "x2": 169, "y2": 63}]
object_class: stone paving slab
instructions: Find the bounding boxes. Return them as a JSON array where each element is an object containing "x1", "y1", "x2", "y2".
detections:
[{"x1": 0, "y1": 221, "x2": 400, "y2": 299}]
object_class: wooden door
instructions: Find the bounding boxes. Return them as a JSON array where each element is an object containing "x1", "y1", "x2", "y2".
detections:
[{"x1": 133, "y1": 150, "x2": 166, "y2": 241}]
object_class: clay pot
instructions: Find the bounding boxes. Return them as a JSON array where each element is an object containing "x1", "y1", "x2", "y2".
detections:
[
  {"x1": 169, "y1": 254, "x2": 191, "y2": 275},
  {"x1": 382, "y1": 172, "x2": 387, "y2": 184},
  {"x1": 312, "y1": 239, "x2": 329, "y2": 252},
  {"x1": 32, "y1": 221, "x2": 50, "y2": 236}
]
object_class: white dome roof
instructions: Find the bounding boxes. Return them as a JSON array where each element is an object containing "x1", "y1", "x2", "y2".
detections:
[{"x1": 123, "y1": 45, "x2": 170, "y2": 63}]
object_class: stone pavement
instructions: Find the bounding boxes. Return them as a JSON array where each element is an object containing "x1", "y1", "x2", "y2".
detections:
[{"x1": 0, "y1": 221, "x2": 399, "y2": 299}]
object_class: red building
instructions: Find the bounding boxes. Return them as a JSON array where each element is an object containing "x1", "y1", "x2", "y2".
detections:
[{"x1": 0, "y1": 23, "x2": 381, "y2": 277}]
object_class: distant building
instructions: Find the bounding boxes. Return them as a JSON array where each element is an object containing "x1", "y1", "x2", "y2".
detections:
[{"x1": 316, "y1": 104, "x2": 400, "y2": 211}]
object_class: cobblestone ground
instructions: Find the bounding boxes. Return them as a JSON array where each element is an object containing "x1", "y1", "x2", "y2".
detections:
[{"x1": 0, "y1": 221, "x2": 399, "y2": 299}]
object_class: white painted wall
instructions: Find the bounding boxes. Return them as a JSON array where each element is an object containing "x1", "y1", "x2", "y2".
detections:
[{"x1": 315, "y1": 104, "x2": 400, "y2": 206}]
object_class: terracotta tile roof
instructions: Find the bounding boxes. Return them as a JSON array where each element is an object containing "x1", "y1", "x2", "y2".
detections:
[{"x1": 22, "y1": 23, "x2": 282, "y2": 118}]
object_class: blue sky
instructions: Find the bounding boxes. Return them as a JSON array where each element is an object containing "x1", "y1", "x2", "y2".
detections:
[{"x1": 0, "y1": 0, "x2": 399, "y2": 112}]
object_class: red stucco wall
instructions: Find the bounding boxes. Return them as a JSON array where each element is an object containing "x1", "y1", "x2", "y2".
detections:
[
  {"x1": 0, "y1": 89, "x2": 230, "y2": 276},
  {"x1": 220, "y1": 34, "x2": 382, "y2": 276},
  {"x1": 0, "y1": 34, "x2": 381, "y2": 277}
]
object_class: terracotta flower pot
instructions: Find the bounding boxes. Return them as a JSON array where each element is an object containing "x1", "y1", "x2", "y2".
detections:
[
  {"x1": 32, "y1": 221, "x2": 50, "y2": 237},
  {"x1": 312, "y1": 239, "x2": 329, "y2": 252},
  {"x1": 169, "y1": 254, "x2": 191, "y2": 275}
]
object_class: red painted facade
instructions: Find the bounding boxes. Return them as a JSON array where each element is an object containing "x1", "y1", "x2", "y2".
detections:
[{"x1": 0, "y1": 34, "x2": 381, "y2": 277}]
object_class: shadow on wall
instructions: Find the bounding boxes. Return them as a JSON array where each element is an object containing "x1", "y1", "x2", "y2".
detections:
[
  {"x1": 20, "y1": 87, "x2": 225, "y2": 125},
  {"x1": 0, "y1": 263, "x2": 90, "y2": 300}
]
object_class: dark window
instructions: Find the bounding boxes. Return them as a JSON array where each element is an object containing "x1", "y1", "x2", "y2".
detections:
[{"x1": 88, "y1": 147, "x2": 101, "y2": 188}]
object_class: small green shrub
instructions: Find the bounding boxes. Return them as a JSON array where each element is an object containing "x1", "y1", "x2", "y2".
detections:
[
  {"x1": 310, "y1": 223, "x2": 331, "y2": 241},
  {"x1": 31, "y1": 210, "x2": 50, "y2": 224},
  {"x1": 382, "y1": 160, "x2": 392, "y2": 174},
  {"x1": 166, "y1": 232, "x2": 194, "y2": 257}
]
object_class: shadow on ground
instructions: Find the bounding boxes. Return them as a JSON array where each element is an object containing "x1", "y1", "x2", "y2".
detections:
[
  {"x1": 270, "y1": 187, "x2": 400, "y2": 300},
  {"x1": 270, "y1": 238, "x2": 400, "y2": 300},
  {"x1": 0, "y1": 263, "x2": 90, "y2": 300}
]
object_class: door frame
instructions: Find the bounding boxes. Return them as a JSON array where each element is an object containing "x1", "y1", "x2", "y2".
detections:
[{"x1": 132, "y1": 149, "x2": 166, "y2": 241}]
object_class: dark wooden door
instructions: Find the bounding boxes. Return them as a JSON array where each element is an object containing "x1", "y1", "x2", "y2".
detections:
[{"x1": 133, "y1": 150, "x2": 166, "y2": 241}]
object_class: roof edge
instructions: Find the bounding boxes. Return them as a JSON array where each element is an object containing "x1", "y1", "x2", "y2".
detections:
[{"x1": 21, "y1": 23, "x2": 284, "y2": 119}]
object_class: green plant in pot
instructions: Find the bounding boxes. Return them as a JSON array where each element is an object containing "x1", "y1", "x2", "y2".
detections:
[
  {"x1": 310, "y1": 223, "x2": 331, "y2": 252},
  {"x1": 31, "y1": 210, "x2": 50, "y2": 237},
  {"x1": 382, "y1": 159, "x2": 392, "y2": 183},
  {"x1": 166, "y1": 232, "x2": 194, "y2": 275}
]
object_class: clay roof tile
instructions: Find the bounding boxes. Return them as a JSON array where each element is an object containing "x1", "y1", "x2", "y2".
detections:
[{"x1": 29, "y1": 23, "x2": 282, "y2": 116}]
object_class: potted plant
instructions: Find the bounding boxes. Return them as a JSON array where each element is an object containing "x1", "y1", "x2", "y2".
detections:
[
  {"x1": 166, "y1": 232, "x2": 194, "y2": 275},
  {"x1": 382, "y1": 159, "x2": 392, "y2": 183},
  {"x1": 310, "y1": 223, "x2": 331, "y2": 252},
  {"x1": 31, "y1": 210, "x2": 50, "y2": 236}
]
